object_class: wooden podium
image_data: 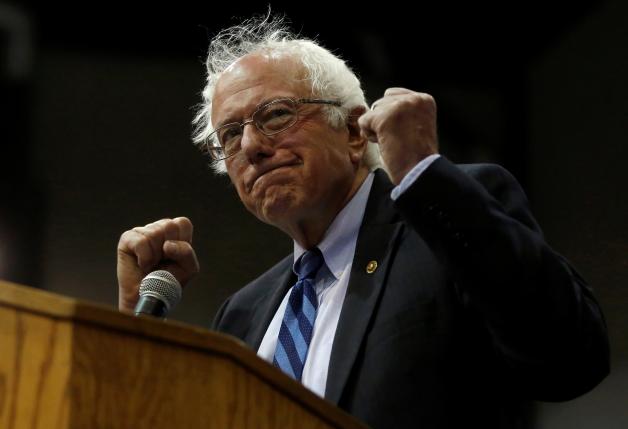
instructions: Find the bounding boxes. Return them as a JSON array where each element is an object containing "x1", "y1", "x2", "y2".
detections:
[{"x1": 0, "y1": 281, "x2": 367, "y2": 428}]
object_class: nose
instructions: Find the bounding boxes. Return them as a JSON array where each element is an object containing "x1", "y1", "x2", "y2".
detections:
[{"x1": 240, "y1": 122, "x2": 275, "y2": 163}]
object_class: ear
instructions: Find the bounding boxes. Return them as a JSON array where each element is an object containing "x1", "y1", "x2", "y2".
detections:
[{"x1": 346, "y1": 105, "x2": 368, "y2": 165}]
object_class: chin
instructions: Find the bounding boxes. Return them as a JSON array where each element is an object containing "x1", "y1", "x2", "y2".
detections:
[{"x1": 254, "y1": 186, "x2": 304, "y2": 226}]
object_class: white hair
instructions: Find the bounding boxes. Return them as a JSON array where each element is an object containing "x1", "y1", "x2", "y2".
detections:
[{"x1": 192, "y1": 13, "x2": 382, "y2": 173}]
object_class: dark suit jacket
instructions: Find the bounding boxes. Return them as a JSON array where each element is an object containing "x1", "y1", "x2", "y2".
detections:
[{"x1": 212, "y1": 157, "x2": 609, "y2": 429}]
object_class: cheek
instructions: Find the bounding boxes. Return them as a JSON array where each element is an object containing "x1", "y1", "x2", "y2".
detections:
[{"x1": 226, "y1": 161, "x2": 246, "y2": 188}]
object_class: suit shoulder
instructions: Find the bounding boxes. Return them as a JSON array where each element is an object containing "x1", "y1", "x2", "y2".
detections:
[
  {"x1": 212, "y1": 253, "x2": 293, "y2": 330},
  {"x1": 455, "y1": 162, "x2": 541, "y2": 235},
  {"x1": 234, "y1": 254, "x2": 292, "y2": 303},
  {"x1": 456, "y1": 162, "x2": 526, "y2": 199},
  {"x1": 456, "y1": 162, "x2": 516, "y2": 183}
]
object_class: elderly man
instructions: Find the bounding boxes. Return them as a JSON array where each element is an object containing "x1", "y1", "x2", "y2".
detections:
[{"x1": 117, "y1": 16, "x2": 609, "y2": 429}]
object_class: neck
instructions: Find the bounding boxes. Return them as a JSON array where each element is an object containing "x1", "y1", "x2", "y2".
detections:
[{"x1": 283, "y1": 167, "x2": 369, "y2": 249}]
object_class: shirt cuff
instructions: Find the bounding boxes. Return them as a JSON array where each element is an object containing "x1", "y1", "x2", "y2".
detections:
[{"x1": 390, "y1": 154, "x2": 441, "y2": 200}]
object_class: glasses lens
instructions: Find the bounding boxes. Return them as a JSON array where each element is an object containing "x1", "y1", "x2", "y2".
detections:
[
  {"x1": 217, "y1": 124, "x2": 243, "y2": 157},
  {"x1": 255, "y1": 99, "x2": 297, "y2": 134},
  {"x1": 205, "y1": 139, "x2": 225, "y2": 161}
]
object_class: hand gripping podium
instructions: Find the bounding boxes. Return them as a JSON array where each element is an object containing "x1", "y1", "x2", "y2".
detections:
[{"x1": 0, "y1": 281, "x2": 367, "y2": 428}]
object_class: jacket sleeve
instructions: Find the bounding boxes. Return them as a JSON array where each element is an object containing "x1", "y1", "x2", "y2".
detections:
[{"x1": 393, "y1": 156, "x2": 610, "y2": 401}]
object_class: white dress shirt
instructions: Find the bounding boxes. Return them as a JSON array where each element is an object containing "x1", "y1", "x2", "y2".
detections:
[{"x1": 257, "y1": 154, "x2": 441, "y2": 397}]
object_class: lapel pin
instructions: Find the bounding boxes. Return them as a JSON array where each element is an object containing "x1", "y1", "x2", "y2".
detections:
[{"x1": 366, "y1": 260, "x2": 378, "y2": 274}]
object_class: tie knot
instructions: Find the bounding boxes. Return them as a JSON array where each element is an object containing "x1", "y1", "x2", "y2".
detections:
[{"x1": 295, "y1": 248, "x2": 324, "y2": 281}]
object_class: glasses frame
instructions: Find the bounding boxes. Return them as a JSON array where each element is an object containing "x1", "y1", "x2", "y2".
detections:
[{"x1": 204, "y1": 97, "x2": 342, "y2": 161}]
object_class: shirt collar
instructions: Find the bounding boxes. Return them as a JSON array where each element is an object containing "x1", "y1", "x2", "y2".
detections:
[{"x1": 293, "y1": 172, "x2": 375, "y2": 279}]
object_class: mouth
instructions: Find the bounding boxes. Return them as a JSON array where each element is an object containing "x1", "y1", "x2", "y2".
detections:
[{"x1": 247, "y1": 161, "x2": 301, "y2": 192}]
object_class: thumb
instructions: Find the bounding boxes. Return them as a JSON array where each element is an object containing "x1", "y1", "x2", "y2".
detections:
[
  {"x1": 161, "y1": 240, "x2": 200, "y2": 286},
  {"x1": 358, "y1": 113, "x2": 379, "y2": 143}
]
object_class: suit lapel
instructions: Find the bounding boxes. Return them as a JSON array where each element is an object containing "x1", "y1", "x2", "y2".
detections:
[
  {"x1": 244, "y1": 256, "x2": 295, "y2": 350},
  {"x1": 325, "y1": 170, "x2": 404, "y2": 404}
]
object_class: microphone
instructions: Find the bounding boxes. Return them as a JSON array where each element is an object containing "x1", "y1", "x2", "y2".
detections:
[{"x1": 134, "y1": 270, "x2": 182, "y2": 318}]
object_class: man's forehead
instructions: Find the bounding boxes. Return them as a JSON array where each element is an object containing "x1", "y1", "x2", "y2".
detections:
[
  {"x1": 224, "y1": 51, "x2": 297, "y2": 73},
  {"x1": 212, "y1": 53, "x2": 308, "y2": 122},
  {"x1": 217, "y1": 54, "x2": 305, "y2": 93}
]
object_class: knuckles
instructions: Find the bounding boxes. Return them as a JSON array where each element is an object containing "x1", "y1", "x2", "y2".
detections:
[
  {"x1": 395, "y1": 93, "x2": 435, "y2": 115},
  {"x1": 368, "y1": 91, "x2": 436, "y2": 126},
  {"x1": 119, "y1": 217, "x2": 196, "y2": 267},
  {"x1": 176, "y1": 241, "x2": 194, "y2": 255},
  {"x1": 177, "y1": 242, "x2": 200, "y2": 267},
  {"x1": 118, "y1": 229, "x2": 140, "y2": 249},
  {"x1": 173, "y1": 216, "x2": 193, "y2": 233}
]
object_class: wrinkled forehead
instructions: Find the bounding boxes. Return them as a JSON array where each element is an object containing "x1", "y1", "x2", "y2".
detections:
[{"x1": 211, "y1": 53, "x2": 310, "y2": 125}]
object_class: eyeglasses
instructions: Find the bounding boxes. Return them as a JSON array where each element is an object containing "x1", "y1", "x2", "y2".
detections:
[{"x1": 204, "y1": 98, "x2": 342, "y2": 161}]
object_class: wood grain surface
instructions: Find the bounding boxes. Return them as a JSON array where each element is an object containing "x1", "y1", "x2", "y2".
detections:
[{"x1": 0, "y1": 280, "x2": 368, "y2": 428}]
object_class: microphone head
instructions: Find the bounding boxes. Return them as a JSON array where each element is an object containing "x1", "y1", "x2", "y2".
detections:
[{"x1": 139, "y1": 270, "x2": 182, "y2": 312}]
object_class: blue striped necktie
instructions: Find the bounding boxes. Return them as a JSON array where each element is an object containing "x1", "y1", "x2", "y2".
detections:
[{"x1": 273, "y1": 248, "x2": 324, "y2": 381}]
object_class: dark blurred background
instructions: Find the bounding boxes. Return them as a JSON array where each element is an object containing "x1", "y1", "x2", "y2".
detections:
[{"x1": 1, "y1": 0, "x2": 626, "y2": 427}]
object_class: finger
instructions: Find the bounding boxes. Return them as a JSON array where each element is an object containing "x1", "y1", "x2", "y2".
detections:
[
  {"x1": 173, "y1": 216, "x2": 194, "y2": 243},
  {"x1": 119, "y1": 230, "x2": 156, "y2": 272},
  {"x1": 162, "y1": 240, "x2": 200, "y2": 281},
  {"x1": 370, "y1": 94, "x2": 399, "y2": 111},
  {"x1": 357, "y1": 112, "x2": 379, "y2": 142},
  {"x1": 360, "y1": 128, "x2": 378, "y2": 143},
  {"x1": 370, "y1": 98, "x2": 384, "y2": 111},
  {"x1": 384, "y1": 87, "x2": 414, "y2": 96},
  {"x1": 132, "y1": 225, "x2": 165, "y2": 266},
  {"x1": 142, "y1": 218, "x2": 179, "y2": 246},
  {"x1": 153, "y1": 218, "x2": 180, "y2": 242},
  {"x1": 136, "y1": 217, "x2": 190, "y2": 265}
]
